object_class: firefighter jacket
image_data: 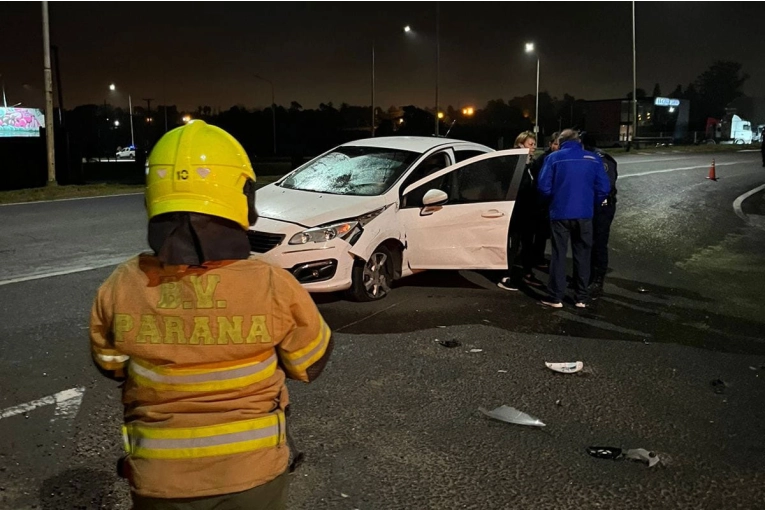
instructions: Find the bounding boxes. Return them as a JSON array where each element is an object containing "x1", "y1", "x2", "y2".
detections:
[{"x1": 90, "y1": 254, "x2": 332, "y2": 499}]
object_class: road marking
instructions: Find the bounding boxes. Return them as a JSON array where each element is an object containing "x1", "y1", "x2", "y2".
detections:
[
  {"x1": 555, "y1": 310, "x2": 652, "y2": 338},
  {"x1": 733, "y1": 183, "x2": 765, "y2": 225},
  {"x1": 616, "y1": 157, "x2": 689, "y2": 165},
  {"x1": 0, "y1": 192, "x2": 143, "y2": 207},
  {"x1": 0, "y1": 387, "x2": 85, "y2": 423},
  {"x1": 0, "y1": 254, "x2": 137, "y2": 286},
  {"x1": 336, "y1": 301, "x2": 404, "y2": 332},
  {"x1": 620, "y1": 161, "x2": 742, "y2": 179}
]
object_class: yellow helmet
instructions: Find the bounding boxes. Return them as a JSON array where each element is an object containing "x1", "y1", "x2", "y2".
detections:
[{"x1": 146, "y1": 120, "x2": 256, "y2": 230}]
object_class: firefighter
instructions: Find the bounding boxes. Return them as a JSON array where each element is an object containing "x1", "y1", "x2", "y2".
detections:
[{"x1": 90, "y1": 120, "x2": 332, "y2": 509}]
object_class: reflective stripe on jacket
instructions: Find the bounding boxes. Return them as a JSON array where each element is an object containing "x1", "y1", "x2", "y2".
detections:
[{"x1": 90, "y1": 254, "x2": 331, "y2": 499}]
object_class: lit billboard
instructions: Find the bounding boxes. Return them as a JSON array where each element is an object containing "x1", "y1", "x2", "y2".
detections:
[{"x1": 0, "y1": 107, "x2": 45, "y2": 138}]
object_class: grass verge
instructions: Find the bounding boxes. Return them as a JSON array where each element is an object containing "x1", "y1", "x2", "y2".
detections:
[{"x1": 0, "y1": 176, "x2": 281, "y2": 205}]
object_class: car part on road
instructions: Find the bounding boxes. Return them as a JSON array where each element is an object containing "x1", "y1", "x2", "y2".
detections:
[
  {"x1": 586, "y1": 446, "x2": 660, "y2": 467},
  {"x1": 347, "y1": 245, "x2": 394, "y2": 301},
  {"x1": 479, "y1": 405, "x2": 546, "y2": 427},
  {"x1": 545, "y1": 361, "x2": 584, "y2": 374},
  {"x1": 438, "y1": 339, "x2": 461, "y2": 348},
  {"x1": 711, "y1": 379, "x2": 728, "y2": 394}
]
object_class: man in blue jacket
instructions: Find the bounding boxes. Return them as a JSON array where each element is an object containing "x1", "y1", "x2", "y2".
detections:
[{"x1": 537, "y1": 129, "x2": 611, "y2": 308}]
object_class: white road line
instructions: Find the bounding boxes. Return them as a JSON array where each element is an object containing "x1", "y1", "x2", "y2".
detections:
[
  {"x1": 0, "y1": 255, "x2": 137, "y2": 286},
  {"x1": 620, "y1": 161, "x2": 741, "y2": 179},
  {"x1": 733, "y1": 183, "x2": 765, "y2": 224},
  {"x1": 0, "y1": 387, "x2": 85, "y2": 423},
  {"x1": 0, "y1": 192, "x2": 143, "y2": 207},
  {"x1": 616, "y1": 157, "x2": 689, "y2": 165}
]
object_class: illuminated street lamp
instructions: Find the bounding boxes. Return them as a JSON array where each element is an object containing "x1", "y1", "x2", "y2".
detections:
[
  {"x1": 114, "y1": 120, "x2": 120, "y2": 127},
  {"x1": 182, "y1": 115, "x2": 191, "y2": 124},
  {"x1": 402, "y1": 11, "x2": 441, "y2": 137},
  {"x1": 403, "y1": 25, "x2": 411, "y2": 33},
  {"x1": 524, "y1": 42, "x2": 540, "y2": 134},
  {"x1": 437, "y1": 112, "x2": 444, "y2": 119},
  {"x1": 462, "y1": 106, "x2": 474, "y2": 116},
  {"x1": 108, "y1": 83, "x2": 134, "y2": 147}
]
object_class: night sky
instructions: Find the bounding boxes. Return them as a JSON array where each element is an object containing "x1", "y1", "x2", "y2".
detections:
[{"x1": 2, "y1": 2, "x2": 764, "y2": 112}]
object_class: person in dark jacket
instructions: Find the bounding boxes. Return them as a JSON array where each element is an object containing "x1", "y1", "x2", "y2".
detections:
[
  {"x1": 498, "y1": 131, "x2": 537, "y2": 291},
  {"x1": 582, "y1": 133, "x2": 618, "y2": 295},
  {"x1": 525, "y1": 132, "x2": 560, "y2": 275},
  {"x1": 537, "y1": 129, "x2": 611, "y2": 308}
]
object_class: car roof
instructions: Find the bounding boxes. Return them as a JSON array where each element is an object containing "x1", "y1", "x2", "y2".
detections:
[{"x1": 340, "y1": 136, "x2": 488, "y2": 153}]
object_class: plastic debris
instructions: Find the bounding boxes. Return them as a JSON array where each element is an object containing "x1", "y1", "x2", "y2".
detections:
[
  {"x1": 341, "y1": 493, "x2": 349, "y2": 498},
  {"x1": 478, "y1": 405, "x2": 546, "y2": 427},
  {"x1": 469, "y1": 348, "x2": 483, "y2": 353},
  {"x1": 586, "y1": 446, "x2": 622, "y2": 460},
  {"x1": 711, "y1": 379, "x2": 727, "y2": 394},
  {"x1": 497, "y1": 370, "x2": 508, "y2": 373},
  {"x1": 637, "y1": 286, "x2": 649, "y2": 293},
  {"x1": 439, "y1": 340, "x2": 461, "y2": 348},
  {"x1": 624, "y1": 448, "x2": 660, "y2": 467},
  {"x1": 587, "y1": 446, "x2": 660, "y2": 467},
  {"x1": 545, "y1": 361, "x2": 584, "y2": 374}
]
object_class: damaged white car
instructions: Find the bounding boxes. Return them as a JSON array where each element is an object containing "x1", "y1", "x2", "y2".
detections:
[{"x1": 248, "y1": 137, "x2": 528, "y2": 301}]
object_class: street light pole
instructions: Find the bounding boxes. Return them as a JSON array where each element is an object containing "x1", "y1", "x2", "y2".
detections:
[
  {"x1": 525, "y1": 42, "x2": 540, "y2": 134},
  {"x1": 42, "y1": 0, "x2": 57, "y2": 186},
  {"x1": 534, "y1": 56, "x2": 540, "y2": 134},
  {"x1": 632, "y1": 0, "x2": 638, "y2": 146},
  {"x1": 128, "y1": 94, "x2": 135, "y2": 148},
  {"x1": 371, "y1": 40, "x2": 375, "y2": 137},
  {"x1": 255, "y1": 74, "x2": 276, "y2": 155},
  {"x1": 435, "y1": 2, "x2": 440, "y2": 137}
]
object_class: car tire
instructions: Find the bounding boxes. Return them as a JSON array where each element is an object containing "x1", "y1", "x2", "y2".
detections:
[{"x1": 347, "y1": 245, "x2": 394, "y2": 302}]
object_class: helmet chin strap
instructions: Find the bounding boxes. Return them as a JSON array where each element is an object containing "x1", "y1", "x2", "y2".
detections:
[{"x1": 244, "y1": 179, "x2": 258, "y2": 227}]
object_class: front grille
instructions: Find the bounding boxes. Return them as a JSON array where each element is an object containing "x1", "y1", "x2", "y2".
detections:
[{"x1": 247, "y1": 231, "x2": 285, "y2": 253}]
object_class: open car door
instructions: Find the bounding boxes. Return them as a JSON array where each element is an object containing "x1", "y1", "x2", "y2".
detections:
[{"x1": 398, "y1": 149, "x2": 529, "y2": 270}]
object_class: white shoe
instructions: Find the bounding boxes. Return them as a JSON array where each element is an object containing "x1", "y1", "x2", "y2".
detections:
[{"x1": 497, "y1": 277, "x2": 519, "y2": 291}]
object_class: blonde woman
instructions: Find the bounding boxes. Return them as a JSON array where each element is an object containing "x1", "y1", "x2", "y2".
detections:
[{"x1": 498, "y1": 131, "x2": 538, "y2": 291}]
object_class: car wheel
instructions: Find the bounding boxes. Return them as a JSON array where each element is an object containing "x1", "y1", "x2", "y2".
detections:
[{"x1": 347, "y1": 245, "x2": 393, "y2": 302}]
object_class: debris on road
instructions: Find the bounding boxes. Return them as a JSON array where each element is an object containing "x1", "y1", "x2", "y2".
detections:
[
  {"x1": 479, "y1": 405, "x2": 546, "y2": 427},
  {"x1": 545, "y1": 361, "x2": 584, "y2": 374},
  {"x1": 469, "y1": 348, "x2": 483, "y2": 353},
  {"x1": 438, "y1": 339, "x2": 461, "y2": 348},
  {"x1": 711, "y1": 379, "x2": 728, "y2": 394},
  {"x1": 624, "y1": 448, "x2": 660, "y2": 467},
  {"x1": 637, "y1": 286, "x2": 649, "y2": 293},
  {"x1": 587, "y1": 446, "x2": 660, "y2": 467},
  {"x1": 497, "y1": 370, "x2": 508, "y2": 373}
]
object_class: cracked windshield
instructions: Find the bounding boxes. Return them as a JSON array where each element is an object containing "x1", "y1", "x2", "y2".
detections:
[{"x1": 280, "y1": 146, "x2": 418, "y2": 195}]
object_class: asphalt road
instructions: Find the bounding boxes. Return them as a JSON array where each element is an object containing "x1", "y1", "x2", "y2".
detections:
[{"x1": 0, "y1": 151, "x2": 763, "y2": 509}]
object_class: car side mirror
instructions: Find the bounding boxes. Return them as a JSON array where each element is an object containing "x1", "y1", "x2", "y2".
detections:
[{"x1": 422, "y1": 189, "x2": 448, "y2": 206}]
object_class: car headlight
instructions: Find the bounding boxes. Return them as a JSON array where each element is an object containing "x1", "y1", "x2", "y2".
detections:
[
  {"x1": 288, "y1": 206, "x2": 389, "y2": 245},
  {"x1": 289, "y1": 221, "x2": 358, "y2": 245}
]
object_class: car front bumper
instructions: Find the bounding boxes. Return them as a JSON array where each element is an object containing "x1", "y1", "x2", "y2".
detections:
[{"x1": 248, "y1": 217, "x2": 355, "y2": 293}]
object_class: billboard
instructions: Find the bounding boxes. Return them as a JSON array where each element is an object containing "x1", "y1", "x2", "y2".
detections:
[
  {"x1": 654, "y1": 97, "x2": 681, "y2": 107},
  {"x1": 0, "y1": 107, "x2": 45, "y2": 138}
]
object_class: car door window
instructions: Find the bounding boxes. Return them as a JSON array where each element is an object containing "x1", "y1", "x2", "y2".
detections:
[
  {"x1": 403, "y1": 153, "x2": 524, "y2": 207},
  {"x1": 400, "y1": 152, "x2": 451, "y2": 207},
  {"x1": 454, "y1": 150, "x2": 487, "y2": 163}
]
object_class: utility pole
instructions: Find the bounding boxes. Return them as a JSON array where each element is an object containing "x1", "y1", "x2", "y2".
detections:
[
  {"x1": 371, "y1": 40, "x2": 375, "y2": 137},
  {"x1": 143, "y1": 98, "x2": 154, "y2": 120},
  {"x1": 42, "y1": 1, "x2": 57, "y2": 186},
  {"x1": 434, "y1": 2, "x2": 440, "y2": 137},
  {"x1": 631, "y1": 0, "x2": 637, "y2": 150}
]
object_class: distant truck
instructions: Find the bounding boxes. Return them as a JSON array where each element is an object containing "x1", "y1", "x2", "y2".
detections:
[{"x1": 705, "y1": 114, "x2": 753, "y2": 144}]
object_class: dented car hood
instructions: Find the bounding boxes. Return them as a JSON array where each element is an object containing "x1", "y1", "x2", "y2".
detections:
[{"x1": 255, "y1": 183, "x2": 389, "y2": 228}]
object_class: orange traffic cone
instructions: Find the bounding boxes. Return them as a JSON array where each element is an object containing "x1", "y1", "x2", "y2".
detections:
[{"x1": 706, "y1": 158, "x2": 718, "y2": 181}]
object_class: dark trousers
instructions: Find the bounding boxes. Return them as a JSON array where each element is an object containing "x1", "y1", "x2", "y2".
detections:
[
  {"x1": 548, "y1": 219, "x2": 593, "y2": 303},
  {"x1": 132, "y1": 472, "x2": 288, "y2": 510},
  {"x1": 591, "y1": 204, "x2": 616, "y2": 280}
]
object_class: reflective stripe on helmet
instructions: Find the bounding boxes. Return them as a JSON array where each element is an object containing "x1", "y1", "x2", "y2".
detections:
[
  {"x1": 122, "y1": 411, "x2": 284, "y2": 459},
  {"x1": 128, "y1": 350, "x2": 277, "y2": 392}
]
